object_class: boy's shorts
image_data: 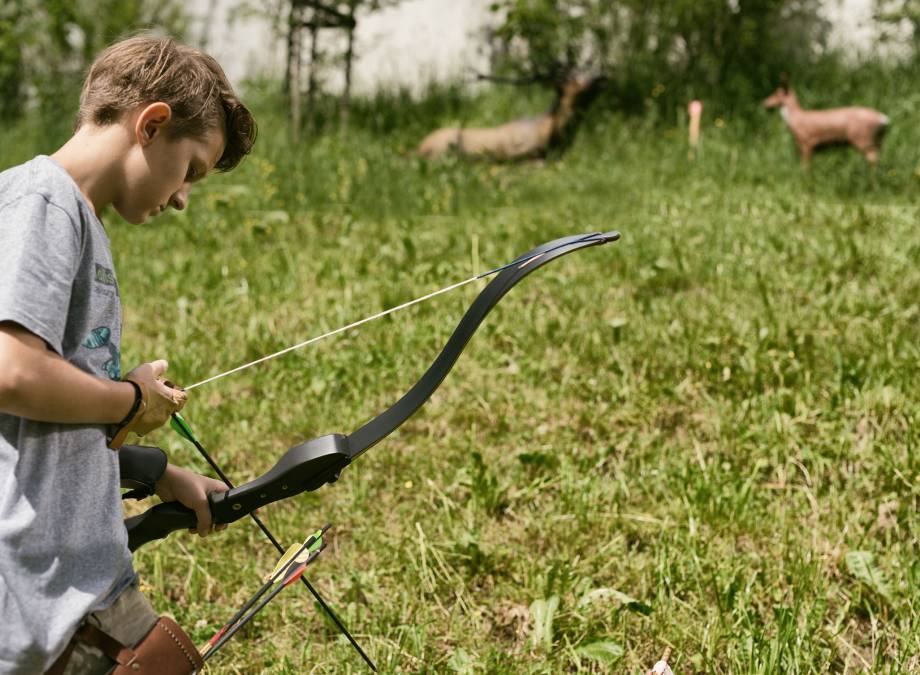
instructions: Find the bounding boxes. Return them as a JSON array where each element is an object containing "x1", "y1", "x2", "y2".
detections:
[{"x1": 61, "y1": 581, "x2": 158, "y2": 675}]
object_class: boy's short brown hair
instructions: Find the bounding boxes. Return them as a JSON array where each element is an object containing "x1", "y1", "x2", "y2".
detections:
[{"x1": 78, "y1": 35, "x2": 256, "y2": 171}]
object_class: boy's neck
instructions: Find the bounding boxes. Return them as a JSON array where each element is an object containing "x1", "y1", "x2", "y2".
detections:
[{"x1": 52, "y1": 124, "x2": 131, "y2": 218}]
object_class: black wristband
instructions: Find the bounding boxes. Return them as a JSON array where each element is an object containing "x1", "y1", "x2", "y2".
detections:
[{"x1": 115, "y1": 380, "x2": 144, "y2": 428}]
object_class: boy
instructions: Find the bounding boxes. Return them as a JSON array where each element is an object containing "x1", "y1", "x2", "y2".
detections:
[{"x1": 0, "y1": 35, "x2": 257, "y2": 673}]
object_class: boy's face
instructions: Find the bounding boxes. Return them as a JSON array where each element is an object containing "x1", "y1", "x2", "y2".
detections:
[{"x1": 118, "y1": 103, "x2": 225, "y2": 224}]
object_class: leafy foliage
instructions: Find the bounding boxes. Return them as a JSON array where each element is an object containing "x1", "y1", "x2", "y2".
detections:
[
  {"x1": 845, "y1": 550, "x2": 894, "y2": 604},
  {"x1": 488, "y1": 0, "x2": 832, "y2": 113},
  {"x1": 0, "y1": 0, "x2": 187, "y2": 122},
  {"x1": 528, "y1": 595, "x2": 559, "y2": 651},
  {"x1": 875, "y1": 0, "x2": 920, "y2": 54},
  {"x1": 574, "y1": 639, "x2": 625, "y2": 663}
]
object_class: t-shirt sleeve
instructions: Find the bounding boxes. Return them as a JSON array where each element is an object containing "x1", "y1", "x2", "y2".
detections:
[{"x1": 0, "y1": 194, "x2": 81, "y2": 355}]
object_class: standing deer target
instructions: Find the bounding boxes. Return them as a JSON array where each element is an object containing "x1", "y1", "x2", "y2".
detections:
[{"x1": 763, "y1": 78, "x2": 890, "y2": 167}]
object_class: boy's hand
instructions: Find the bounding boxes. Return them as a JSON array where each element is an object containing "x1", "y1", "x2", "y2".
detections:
[
  {"x1": 154, "y1": 464, "x2": 229, "y2": 537},
  {"x1": 124, "y1": 359, "x2": 188, "y2": 435}
]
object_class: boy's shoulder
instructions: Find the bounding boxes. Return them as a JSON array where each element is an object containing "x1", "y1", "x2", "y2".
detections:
[{"x1": 0, "y1": 155, "x2": 88, "y2": 221}]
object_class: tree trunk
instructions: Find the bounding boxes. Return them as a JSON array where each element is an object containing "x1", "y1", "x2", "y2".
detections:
[
  {"x1": 284, "y1": 2, "x2": 296, "y2": 95},
  {"x1": 306, "y1": 18, "x2": 319, "y2": 130},
  {"x1": 341, "y1": 11, "x2": 354, "y2": 129},
  {"x1": 290, "y1": 13, "x2": 304, "y2": 142}
]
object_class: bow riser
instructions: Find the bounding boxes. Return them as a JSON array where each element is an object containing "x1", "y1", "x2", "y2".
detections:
[
  {"x1": 210, "y1": 434, "x2": 351, "y2": 522},
  {"x1": 126, "y1": 436, "x2": 350, "y2": 551}
]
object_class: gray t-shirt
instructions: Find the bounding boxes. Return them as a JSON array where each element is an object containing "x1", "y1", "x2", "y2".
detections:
[{"x1": 0, "y1": 156, "x2": 135, "y2": 673}]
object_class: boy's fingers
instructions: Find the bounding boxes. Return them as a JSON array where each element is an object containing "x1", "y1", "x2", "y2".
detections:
[
  {"x1": 157, "y1": 381, "x2": 187, "y2": 408},
  {"x1": 173, "y1": 388, "x2": 188, "y2": 411},
  {"x1": 195, "y1": 503, "x2": 213, "y2": 537},
  {"x1": 149, "y1": 359, "x2": 169, "y2": 377},
  {"x1": 151, "y1": 379, "x2": 187, "y2": 407},
  {"x1": 161, "y1": 378, "x2": 187, "y2": 394}
]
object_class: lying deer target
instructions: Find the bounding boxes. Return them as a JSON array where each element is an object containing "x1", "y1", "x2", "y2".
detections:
[{"x1": 416, "y1": 72, "x2": 606, "y2": 162}]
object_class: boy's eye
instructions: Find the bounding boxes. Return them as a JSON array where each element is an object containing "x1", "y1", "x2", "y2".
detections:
[{"x1": 186, "y1": 167, "x2": 197, "y2": 181}]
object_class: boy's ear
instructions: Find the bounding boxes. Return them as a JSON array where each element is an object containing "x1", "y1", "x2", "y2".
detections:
[{"x1": 135, "y1": 102, "x2": 173, "y2": 146}]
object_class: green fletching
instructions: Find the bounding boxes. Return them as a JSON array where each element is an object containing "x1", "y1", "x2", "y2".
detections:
[
  {"x1": 170, "y1": 413, "x2": 197, "y2": 443},
  {"x1": 292, "y1": 530, "x2": 325, "y2": 564},
  {"x1": 308, "y1": 530, "x2": 324, "y2": 553}
]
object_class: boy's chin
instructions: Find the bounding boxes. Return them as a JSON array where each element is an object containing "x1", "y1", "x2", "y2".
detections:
[{"x1": 115, "y1": 207, "x2": 149, "y2": 225}]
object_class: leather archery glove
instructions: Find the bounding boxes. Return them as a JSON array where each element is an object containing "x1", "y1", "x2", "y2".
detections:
[{"x1": 109, "y1": 360, "x2": 187, "y2": 449}]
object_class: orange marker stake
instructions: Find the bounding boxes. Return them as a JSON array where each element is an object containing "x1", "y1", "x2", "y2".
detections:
[{"x1": 688, "y1": 100, "x2": 703, "y2": 159}]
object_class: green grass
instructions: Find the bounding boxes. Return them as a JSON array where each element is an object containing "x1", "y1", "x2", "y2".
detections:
[{"x1": 4, "y1": 76, "x2": 919, "y2": 673}]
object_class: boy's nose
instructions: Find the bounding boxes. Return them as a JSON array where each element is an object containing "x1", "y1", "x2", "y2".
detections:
[{"x1": 169, "y1": 188, "x2": 189, "y2": 211}]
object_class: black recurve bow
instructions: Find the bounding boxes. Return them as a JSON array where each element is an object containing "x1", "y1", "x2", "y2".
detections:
[{"x1": 123, "y1": 230, "x2": 619, "y2": 665}]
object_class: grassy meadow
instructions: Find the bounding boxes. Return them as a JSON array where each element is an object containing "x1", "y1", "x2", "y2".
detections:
[{"x1": 2, "y1": 70, "x2": 918, "y2": 672}]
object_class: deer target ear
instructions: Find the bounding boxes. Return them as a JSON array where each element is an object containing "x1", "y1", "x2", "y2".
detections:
[{"x1": 779, "y1": 71, "x2": 790, "y2": 92}]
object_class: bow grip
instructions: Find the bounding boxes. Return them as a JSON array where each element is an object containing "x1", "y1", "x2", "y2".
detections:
[{"x1": 125, "y1": 501, "x2": 200, "y2": 551}]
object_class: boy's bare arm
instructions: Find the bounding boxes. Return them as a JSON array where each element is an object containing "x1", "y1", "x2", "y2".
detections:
[
  {"x1": 0, "y1": 321, "x2": 134, "y2": 423},
  {"x1": 0, "y1": 321, "x2": 179, "y2": 426}
]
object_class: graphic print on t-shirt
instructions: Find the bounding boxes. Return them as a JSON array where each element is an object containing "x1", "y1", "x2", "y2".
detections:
[
  {"x1": 94, "y1": 263, "x2": 117, "y2": 287},
  {"x1": 82, "y1": 326, "x2": 121, "y2": 379}
]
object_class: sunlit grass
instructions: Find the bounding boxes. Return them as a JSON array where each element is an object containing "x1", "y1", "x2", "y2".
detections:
[{"x1": 3, "y1": 73, "x2": 918, "y2": 672}]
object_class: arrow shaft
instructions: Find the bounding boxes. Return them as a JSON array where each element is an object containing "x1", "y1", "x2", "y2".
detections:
[
  {"x1": 178, "y1": 422, "x2": 377, "y2": 671},
  {"x1": 213, "y1": 584, "x2": 281, "y2": 653},
  {"x1": 207, "y1": 529, "x2": 325, "y2": 651}
]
